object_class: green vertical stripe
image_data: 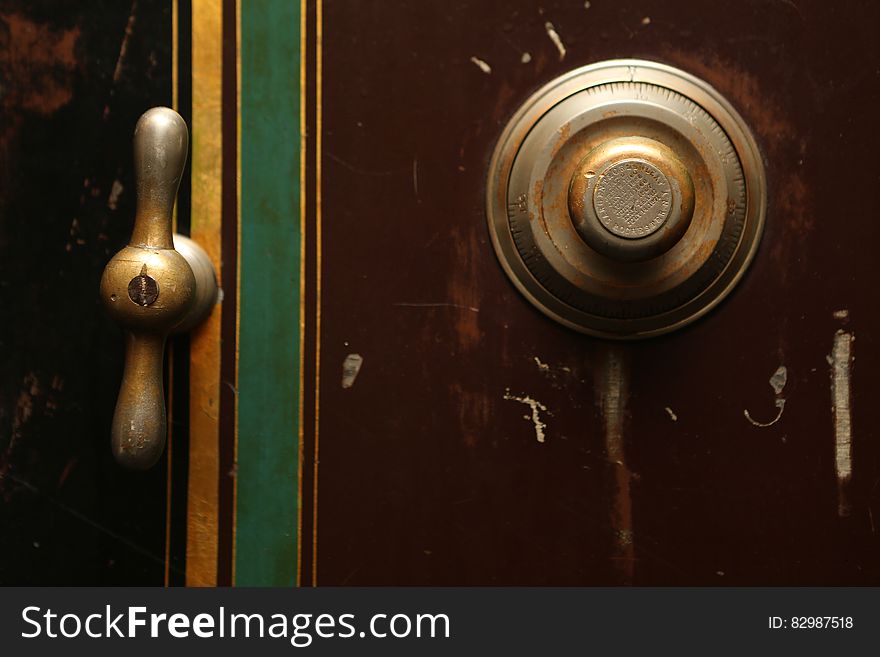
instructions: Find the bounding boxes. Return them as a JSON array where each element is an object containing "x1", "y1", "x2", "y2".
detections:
[{"x1": 236, "y1": 0, "x2": 300, "y2": 586}]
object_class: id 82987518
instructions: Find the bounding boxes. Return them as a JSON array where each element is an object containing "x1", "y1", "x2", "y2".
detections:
[{"x1": 768, "y1": 617, "x2": 854, "y2": 630}]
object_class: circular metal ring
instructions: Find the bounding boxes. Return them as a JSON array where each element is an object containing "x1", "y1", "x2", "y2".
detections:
[{"x1": 486, "y1": 59, "x2": 766, "y2": 339}]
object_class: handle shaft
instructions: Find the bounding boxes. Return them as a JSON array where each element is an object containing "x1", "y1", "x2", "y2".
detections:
[{"x1": 111, "y1": 332, "x2": 167, "y2": 470}]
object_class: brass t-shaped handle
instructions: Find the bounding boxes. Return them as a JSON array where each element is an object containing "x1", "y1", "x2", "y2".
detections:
[{"x1": 100, "y1": 107, "x2": 217, "y2": 469}]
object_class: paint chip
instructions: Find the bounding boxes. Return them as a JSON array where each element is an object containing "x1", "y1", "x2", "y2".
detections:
[
  {"x1": 107, "y1": 179, "x2": 124, "y2": 210},
  {"x1": 503, "y1": 388, "x2": 548, "y2": 443},
  {"x1": 641, "y1": 16, "x2": 651, "y2": 25},
  {"x1": 830, "y1": 330, "x2": 854, "y2": 517},
  {"x1": 341, "y1": 354, "x2": 364, "y2": 389},
  {"x1": 744, "y1": 365, "x2": 788, "y2": 427},
  {"x1": 544, "y1": 22, "x2": 566, "y2": 60},
  {"x1": 584, "y1": 1, "x2": 591, "y2": 8},
  {"x1": 833, "y1": 309, "x2": 849, "y2": 320},
  {"x1": 521, "y1": 52, "x2": 532, "y2": 63},
  {"x1": 533, "y1": 356, "x2": 550, "y2": 373},
  {"x1": 665, "y1": 406, "x2": 678, "y2": 422},
  {"x1": 469, "y1": 56, "x2": 492, "y2": 74},
  {"x1": 769, "y1": 365, "x2": 788, "y2": 395}
]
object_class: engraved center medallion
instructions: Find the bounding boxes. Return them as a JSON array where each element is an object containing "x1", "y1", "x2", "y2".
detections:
[{"x1": 593, "y1": 159, "x2": 672, "y2": 239}]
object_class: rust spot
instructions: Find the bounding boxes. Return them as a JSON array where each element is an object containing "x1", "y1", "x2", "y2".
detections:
[
  {"x1": 446, "y1": 225, "x2": 483, "y2": 352},
  {"x1": 450, "y1": 382, "x2": 490, "y2": 448},
  {"x1": 548, "y1": 122, "x2": 571, "y2": 159},
  {"x1": 768, "y1": 173, "x2": 813, "y2": 284},
  {"x1": 658, "y1": 50, "x2": 795, "y2": 156},
  {"x1": 0, "y1": 13, "x2": 81, "y2": 117},
  {"x1": 662, "y1": 49, "x2": 814, "y2": 285},
  {"x1": 490, "y1": 80, "x2": 518, "y2": 123},
  {"x1": 773, "y1": 174, "x2": 811, "y2": 233}
]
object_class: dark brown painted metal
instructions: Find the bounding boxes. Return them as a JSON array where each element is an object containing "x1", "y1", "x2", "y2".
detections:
[
  {"x1": 216, "y1": 0, "x2": 239, "y2": 587},
  {"x1": 313, "y1": 0, "x2": 880, "y2": 584},
  {"x1": 0, "y1": 1, "x2": 174, "y2": 584}
]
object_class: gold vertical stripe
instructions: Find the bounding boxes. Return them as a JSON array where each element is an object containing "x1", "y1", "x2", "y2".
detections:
[
  {"x1": 186, "y1": 0, "x2": 224, "y2": 587},
  {"x1": 165, "y1": 0, "x2": 179, "y2": 589},
  {"x1": 312, "y1": 0, "x2": 323, "y2": 587},
  {"x1": 164, "y1": 346, "x2": 174, "y2": 587},
  {"x1": 232, "y1": 0, "x2": 242, "y2": 586},
  {"x1": 171, "y1": 0, "x2": 179, "y2": 233},
  {"x1": 172, "y1": 0, "x2": 178, "y2": 112},
  {"x1": 297, "y1": 0, "x2": 307, "y2": 587}
]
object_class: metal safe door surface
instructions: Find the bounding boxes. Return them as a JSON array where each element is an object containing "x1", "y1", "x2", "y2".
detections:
[
  {"x1": 1, "y1": 0, "x2": 879, "y2": 587},
  {"x1": 310, "y1": 0, "x2": 879, "y2": 585}
]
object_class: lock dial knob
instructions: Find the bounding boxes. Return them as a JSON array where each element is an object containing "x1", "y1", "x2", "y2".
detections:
[{"x1": 486, "y1": 60, "x2": 766, "y2": 338}]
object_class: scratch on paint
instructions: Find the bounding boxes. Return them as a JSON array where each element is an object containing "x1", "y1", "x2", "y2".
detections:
[
  {"x1": 744, "y1": 365, "x2": 787, "y2": 427},
  {"x1": 597, "y1": 349, "x2": 634, "y2": 584},
  {"x1": 469, "y1": 56, "x2": 492, "y2": 74},
  {"x1": 412, "y1": 157, "x2": 420, "y2": 202},
  {"x1": 744, "y1": 400, "x2": 785, "y2": 427},
  {"x1": 111, "y1": 2, "x2": 137, "y2": 84},
  {"x1": 341, "y1": 354, "x2": 364, "y2": 389},
  {"x1": 544, "y1": 22, "x2": 566, "y2": 60},
  {"x1": 392, "y1": 302, "x2": 479, "y2": 312},
  {"x1": 533, "y1": 356, "x2": 550, "y2": 373},
  {"x1": 102, "y1": 0, "x2": 138, "y2": 120},
  {"x1": 6, "y1": 473, "x2": 173, "y2": 571},
  {"x1": 830, "y1": 329, "x2": 854, "y2": 517},
  {"x1": 503, "y1": 389, "x2": 548, "y2": 443}
]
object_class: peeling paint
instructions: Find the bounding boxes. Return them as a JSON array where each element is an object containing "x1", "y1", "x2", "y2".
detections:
[
  {"x1": 744, "y1": 365, "x2": 787, "y2": 427},
  {"x1": 830, "y1": 329, "x2": 854, "y2": 517},
  {"x1": 503, "y1": 388, "x2": 548, "y2": 443},
  {"x1": 469, "y1": 56, "x2": 491, "y2": 74},
  {"x1": 341, "y1": 353, "x2": 364, "y2": 389},
  {"x1": 544, "y1": 22, "x2": 566, "y2": 61}
]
